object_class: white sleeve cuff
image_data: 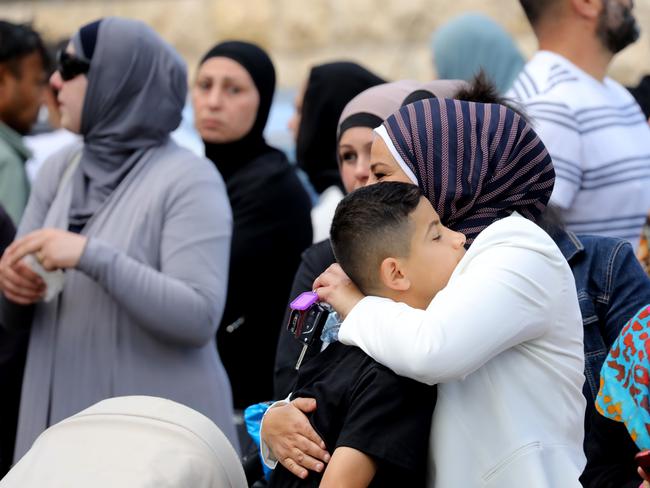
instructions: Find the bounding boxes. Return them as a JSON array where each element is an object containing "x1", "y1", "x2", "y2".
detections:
[{"x1": 259, "y1": 396, "x2": 291, "y2": 469}]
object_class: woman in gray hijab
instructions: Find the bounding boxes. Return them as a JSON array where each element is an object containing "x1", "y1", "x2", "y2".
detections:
[{"x1": 0, "y1": 17, "x2": 239, "y2": 461}]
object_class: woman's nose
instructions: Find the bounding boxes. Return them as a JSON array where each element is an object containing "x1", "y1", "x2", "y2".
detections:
[
  {"x1": 452, "y1": 230, "x2": 467, "y2": 248},
  {"x1": 50, "y1": 71, "x2": 62, "y2": 90},
  {"x1": 207, "y1": 88, "x2": 223, "y2": 109},
  {"x1": 355, "y1": 157, "x2": 370, "y2": 182}
]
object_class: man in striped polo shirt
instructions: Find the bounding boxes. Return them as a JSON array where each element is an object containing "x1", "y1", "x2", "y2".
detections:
[{"x1": 510, "y1": 0, "x2": 650, "y2": 247}]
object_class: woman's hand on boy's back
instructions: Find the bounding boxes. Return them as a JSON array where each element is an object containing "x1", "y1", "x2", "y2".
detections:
[
  {"x1": 314, "y1": 264, "x2": 364, "y2": 319},
  {"x1": 262, "y1": 397, "x2": 330, "y2": 479}
]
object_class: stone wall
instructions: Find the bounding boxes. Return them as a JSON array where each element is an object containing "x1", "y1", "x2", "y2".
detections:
[{"x1": 3, "y1": 0, "x2": 650, "y2": 87}]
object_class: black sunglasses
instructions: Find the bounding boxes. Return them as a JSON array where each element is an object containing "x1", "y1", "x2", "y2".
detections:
[{"x1": 57, "y1": 49, "x2": 90, "y2": 81}]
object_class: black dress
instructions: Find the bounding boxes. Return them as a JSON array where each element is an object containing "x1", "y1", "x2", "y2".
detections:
[
  {"x1": 200, "y1": 41, "x2": 313, "y2": 408},
  {"x1": 217, "y1": 148, "x2": 312, "y2": 408}
]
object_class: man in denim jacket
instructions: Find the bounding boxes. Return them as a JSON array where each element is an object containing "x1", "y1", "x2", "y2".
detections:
[{"x1": 542, "y1": 208, "x2": 650, "y2": 429}]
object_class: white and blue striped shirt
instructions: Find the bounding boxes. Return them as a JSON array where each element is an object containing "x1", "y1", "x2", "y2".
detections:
[{"x1": 509, "y1": 51, "x2": 650, "y2": 247}]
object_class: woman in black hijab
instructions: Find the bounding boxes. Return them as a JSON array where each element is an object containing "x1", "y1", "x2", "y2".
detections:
[
  {"x1": 193, "y1": 41, "x2": 312, "y2": 409},
  {"x1": 288, "y1": 62, "x2": 385, "y2": 242}
]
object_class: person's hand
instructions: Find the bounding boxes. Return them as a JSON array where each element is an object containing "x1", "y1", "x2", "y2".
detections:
[
  {"x1": 639, "y1": 466, "x2": 650, "y2": 487},
  {"x1": 262, "y1": 397, "x2": 330, "y2": 479},
  {"x1": 0, "y1": 254, "x2": 45, "y2": 305},
  {"x1": 4, "y1": 229, "x2": 88, "y2": 272},
  {"x1": 313, "y1": 264, "x2": 364, "y2": 319}
]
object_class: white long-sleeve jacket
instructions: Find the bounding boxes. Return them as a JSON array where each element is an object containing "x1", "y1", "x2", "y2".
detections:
[{"x1": 339, "y1": 214, "x2": 586, "y2": 487}]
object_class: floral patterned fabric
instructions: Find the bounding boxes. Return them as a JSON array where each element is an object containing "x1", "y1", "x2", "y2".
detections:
[{"x1": 596, "y1": 304, "x2": 650, "y2": 449}]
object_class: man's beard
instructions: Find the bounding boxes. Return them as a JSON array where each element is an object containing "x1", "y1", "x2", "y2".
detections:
[{"x1": 596, "y1": 0, "x2": 641, "y2": 54}]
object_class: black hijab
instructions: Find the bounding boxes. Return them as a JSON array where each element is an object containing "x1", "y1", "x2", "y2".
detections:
[
  {"x1": 296, "y1": 62, "x2": 385, "y2": 194},
  {"x1": 200, "y1": 41, "x2": 276, "y2": 180}
]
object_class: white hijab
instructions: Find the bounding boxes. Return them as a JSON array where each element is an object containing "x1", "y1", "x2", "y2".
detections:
[{"x1": 0, "y1": 396, "x2": 246, "y2": 488}]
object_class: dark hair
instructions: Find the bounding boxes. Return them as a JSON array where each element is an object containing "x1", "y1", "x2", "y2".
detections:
[
  {"x1": 331, "y1": 182, "x2": 423, "y2": 294},
  {"x1": 402, "y1": 89, "x2": 437, "y2": 106},
  {"x1": 454, "y1": 71, "x2": 531, "y2": 123},
  {"x1": 402, "y1": 72, "x2": 531, "y2": 123},
  {"x1": 518, "y1": 0, "x2": 558, "y2": 26},
  {"x1": 536, "y1": 204, "x2": 566, "y2": 239},
  {"x1": 0, "y1": 20, "x2": 47, "y2": 76}
]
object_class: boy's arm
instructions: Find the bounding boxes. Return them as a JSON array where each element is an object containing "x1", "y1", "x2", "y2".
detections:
[
  {"x1": 337, "y1": 220, "x2": 562, "y2": 385},
  {"x1": 319, "y1": 447, "x2": 376, "y2": 488}
]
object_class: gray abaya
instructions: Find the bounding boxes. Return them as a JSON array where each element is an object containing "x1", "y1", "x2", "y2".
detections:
[
  {"x1": 11, "y1": 140, "x2": 237, "y2": 461},
  {"x1": 3, "y1": 17, "x2": 239, "y2": 461}
]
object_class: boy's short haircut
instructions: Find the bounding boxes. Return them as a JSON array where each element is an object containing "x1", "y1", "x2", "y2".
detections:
[{"x1": 330, "y1": 182, "x2": 422, "y2": 294}]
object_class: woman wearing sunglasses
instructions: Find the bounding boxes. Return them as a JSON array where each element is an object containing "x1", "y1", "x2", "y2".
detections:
[{"x1": 0, "y1": 17, "x2": 239, "y2": 462}]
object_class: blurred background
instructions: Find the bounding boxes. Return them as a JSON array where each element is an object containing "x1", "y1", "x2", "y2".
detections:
[{"x1": 5, "y1": 0, "x2": 650, "y2": 154}]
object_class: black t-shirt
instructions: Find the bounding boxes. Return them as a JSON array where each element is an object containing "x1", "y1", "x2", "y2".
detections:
[{"x1": 269, "y1": 342, "x2": 436, "y2": 487}]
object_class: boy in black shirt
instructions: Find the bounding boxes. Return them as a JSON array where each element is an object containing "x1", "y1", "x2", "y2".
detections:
[{"x1": 268, "y1": 183, "x2": 455, "y2": 487}]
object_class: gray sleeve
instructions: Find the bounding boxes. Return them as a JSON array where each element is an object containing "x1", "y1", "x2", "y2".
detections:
[{"x1": 76, "y1": 172, "x2": 233, "y2": 348}]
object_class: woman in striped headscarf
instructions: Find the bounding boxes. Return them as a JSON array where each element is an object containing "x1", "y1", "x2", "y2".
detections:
[
  {"x1": 264, "y1": 98, "x2": 587, "y2": 487},
  {"x1": 319, "y1": 98, "x2": 585, "y2": 486}
]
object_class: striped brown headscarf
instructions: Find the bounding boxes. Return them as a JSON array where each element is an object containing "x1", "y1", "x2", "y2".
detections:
[{"x1": 376, "y1": 98, "x2": 555, "y2": 244}]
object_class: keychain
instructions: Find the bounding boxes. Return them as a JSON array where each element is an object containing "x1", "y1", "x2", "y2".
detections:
[{"x1": 287, "y1": 291, "x2": 331, "y2": 370}]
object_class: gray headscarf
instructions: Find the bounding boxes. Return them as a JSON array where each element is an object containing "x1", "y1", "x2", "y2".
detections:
[
  {"x1": 68, "y1": 17, "x2": 187, "y2": 229},
  {"x1": 337, "y1": 79, "x2": 469, "y2": 140}
]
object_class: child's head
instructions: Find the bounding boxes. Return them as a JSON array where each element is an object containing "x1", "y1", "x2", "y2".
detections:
[{"x1": 331, "y1": 181, "x2": 466, "y2": 310}]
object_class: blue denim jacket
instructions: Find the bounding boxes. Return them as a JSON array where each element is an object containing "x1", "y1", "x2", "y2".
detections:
[{"x1": 554, "y1": 229, "x2": 650, "y2": 414}]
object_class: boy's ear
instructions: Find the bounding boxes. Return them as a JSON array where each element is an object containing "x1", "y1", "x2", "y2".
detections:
[{"x1": 378, "y1": 257, "x2": 411, "y2": 292}]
